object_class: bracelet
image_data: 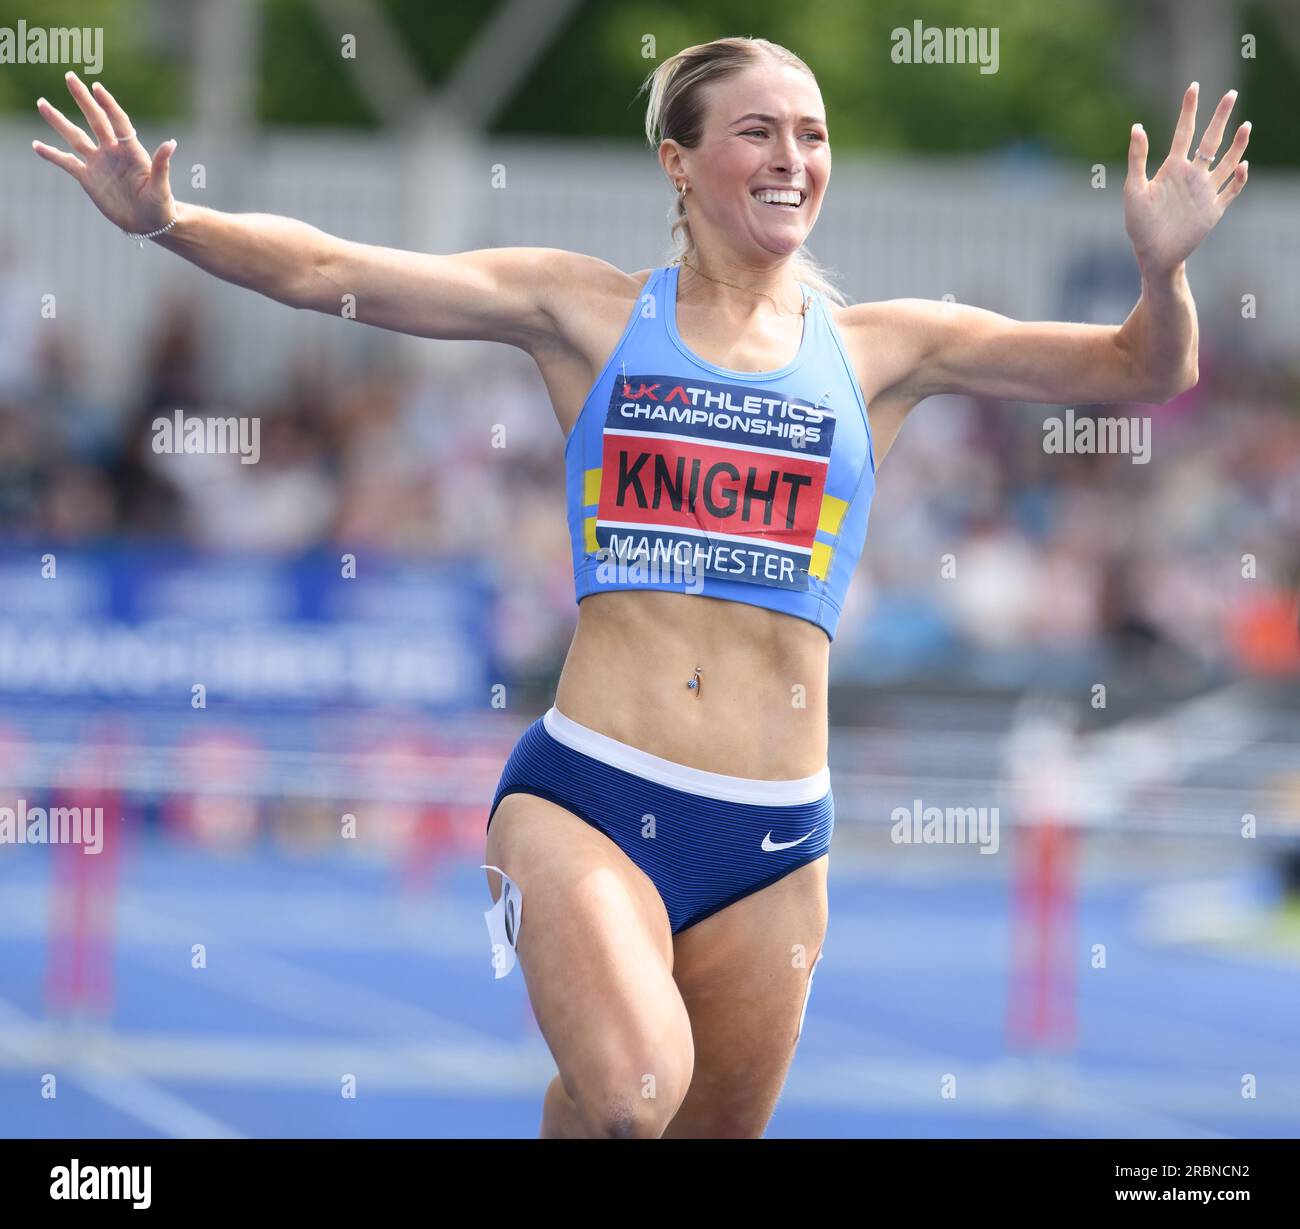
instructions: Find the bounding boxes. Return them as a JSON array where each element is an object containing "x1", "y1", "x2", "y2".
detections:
[{"x1": 122, "y1": 214, "x2": 178, "y2": 249}]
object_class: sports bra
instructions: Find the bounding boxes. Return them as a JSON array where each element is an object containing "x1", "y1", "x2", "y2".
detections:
[{"x1": 564, "y1": 262, "x2": 876, "y2": 640}]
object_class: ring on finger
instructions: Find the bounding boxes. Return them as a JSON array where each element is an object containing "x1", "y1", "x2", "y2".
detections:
[{"x1": 1195, "y1": 150, "x2": 1215, "y2": 164}]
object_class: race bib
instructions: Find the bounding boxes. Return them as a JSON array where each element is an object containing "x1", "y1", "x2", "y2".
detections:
[{"x1": 590, "y1": 374, "x2": 838, "y2": 592}]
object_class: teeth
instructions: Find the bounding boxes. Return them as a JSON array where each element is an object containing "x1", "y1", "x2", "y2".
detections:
[{"x1": 753, "y1": 189, "x2": 802, "y2": 206}]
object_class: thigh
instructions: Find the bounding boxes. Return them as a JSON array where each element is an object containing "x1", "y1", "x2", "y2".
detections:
[
  {"x1": 485, "y1": 792, "x2": 695, "y2": 1134},
  {"x1": 662, "y1": 855, "x2": 829, "y2": 1139}
]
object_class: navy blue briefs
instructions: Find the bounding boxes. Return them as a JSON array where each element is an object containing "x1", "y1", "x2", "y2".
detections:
[{"x1": 487, "y1": 706, "x2": 834, "y2": 934}]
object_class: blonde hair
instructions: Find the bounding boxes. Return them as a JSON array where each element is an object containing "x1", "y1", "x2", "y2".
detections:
[{"x1": 639, "y1": 36, "x2": 847, "y2": 306}]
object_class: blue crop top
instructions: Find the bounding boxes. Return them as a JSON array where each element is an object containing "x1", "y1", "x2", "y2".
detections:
[{"x1": 564, "y1": 262, "x2": 876, "y2": 640}]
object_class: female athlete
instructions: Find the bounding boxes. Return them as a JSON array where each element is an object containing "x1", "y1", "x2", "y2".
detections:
[{"x1": 34, "y1": 36, "x2": 1249, "y2": 1138}]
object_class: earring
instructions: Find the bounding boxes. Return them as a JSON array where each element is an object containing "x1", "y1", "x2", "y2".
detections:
[{"x1": 678, "y1": 181, "x2": 689, "y2": 196}]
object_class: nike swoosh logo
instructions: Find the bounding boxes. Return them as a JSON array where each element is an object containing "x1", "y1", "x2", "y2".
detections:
[{"x1": 761, "y1": 830, "x2": 815, "y2": 852}]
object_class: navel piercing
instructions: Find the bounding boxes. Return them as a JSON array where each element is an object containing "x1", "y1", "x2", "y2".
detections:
[{"x1": 686, "y1": 665, "x2": 703, "y2": 695}]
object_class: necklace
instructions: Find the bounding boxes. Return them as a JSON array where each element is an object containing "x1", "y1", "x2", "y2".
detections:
[{"x1": 677, "y1": 258, "x2": 810, "y2": 317}]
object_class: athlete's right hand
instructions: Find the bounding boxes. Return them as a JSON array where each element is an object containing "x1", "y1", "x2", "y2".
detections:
[{"x1": 32, "y1": 71, "x2": 177, "y2": 235}]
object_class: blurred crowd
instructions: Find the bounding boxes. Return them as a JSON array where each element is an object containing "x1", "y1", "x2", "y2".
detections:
[{"x1": 1, "y1": 294, "x2": 1297, "y2": 688}]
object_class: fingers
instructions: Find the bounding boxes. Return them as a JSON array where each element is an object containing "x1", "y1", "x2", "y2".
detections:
[
  {"x1": 1214, "y1": 120, "x2": 1252, "y2": 184},
  {"x1": 1217, "y1": 161, "x2": 1248, "y2": 207},
  {"x1": 1194, "y1": 89, "x2": 1238, "y2": 163},
  {"x1": 31, "y1": 140, "x2": 86, "y2": 179},
  {"x1": 1126, "y1": 122, "x2": 1148, "y2": 189},
  {"x1": 151, "y1": 139, "x2": 177, "y2": 181},
  {"x1": 1167, "y1": 81, "x2": 1199, "y2": 162},
  {"x1": 35, "y1": 96, "x2": 94, "y2": 155},
  {"x1": 63, "y1": 70, "x2": 116, "y2": 146},
  {"x1": 89, "y1": 80, "x2": 136, "y2": 141}
]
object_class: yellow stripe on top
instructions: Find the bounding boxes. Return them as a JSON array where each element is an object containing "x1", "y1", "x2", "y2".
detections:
[
  {"x1": 817, "y1": 493, "x2": 849, "y2": 536},
  {"x1": 583, "y1": 467, "x2": 602, "y2": 553},
  {"x1": 809, "y1": 540, "x2": 834, "y2": 581},
  {"x1": 809, "y1": 494, "x2": 849, "y2": 580}
]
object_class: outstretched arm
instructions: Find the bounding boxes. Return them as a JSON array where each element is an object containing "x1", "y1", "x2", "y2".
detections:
[
  {"x1": 32, "y1": 71, "x2": 576, "y2": 351},
  {"x1": 850, "y1": 83, "x2": 1250, "y2": 408}
]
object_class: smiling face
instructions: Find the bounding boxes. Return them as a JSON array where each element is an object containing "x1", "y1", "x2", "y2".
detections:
[{"x1": 661, "y1": 59, "x2": 830, "y2": 264}]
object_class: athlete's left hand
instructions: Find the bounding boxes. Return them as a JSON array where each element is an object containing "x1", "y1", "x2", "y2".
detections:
[{"x1": 1124, "y1": 82, "x2": 1250, "y2": 275}]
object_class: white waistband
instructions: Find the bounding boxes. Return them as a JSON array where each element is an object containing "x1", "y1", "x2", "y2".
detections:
[{"x1": 542, "y1": 705, "x2": 830, "y2": 805}]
